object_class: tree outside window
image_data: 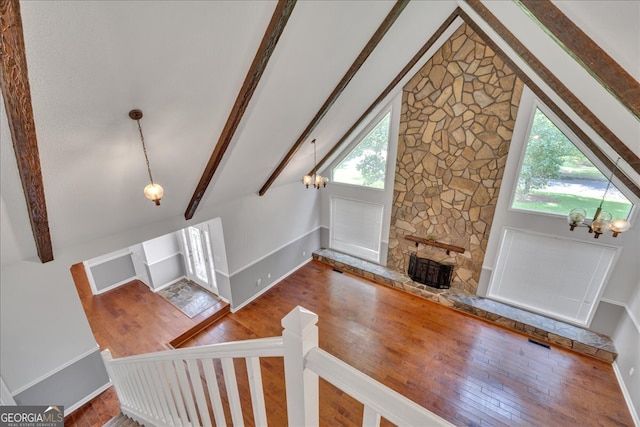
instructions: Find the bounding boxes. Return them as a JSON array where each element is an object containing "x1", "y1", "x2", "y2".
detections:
[
  {"x1": 332, "y1": 112, "x2": 390, "y2": 189},
  {"x1": 513, "y1": 108, "x2": 632, "y2": 219}
]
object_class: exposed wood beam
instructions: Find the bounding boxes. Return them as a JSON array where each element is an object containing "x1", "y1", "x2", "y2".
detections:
[
  {"x1": 516, "y1": 0, "x2": 640, "y2": 122},
  {"x1": 0, "y1": 0, "x2": 53, "y2": 263},
  {"x1": 460, "y1": 1, "x2": 640, "y2": 199},
  {"x1": 184, "y1": 0, "x2": 296, "y2": 220},
  {"x1": 312, "y1": 8, "x2": 461, "y2": 176},
  {"x1": 313, "y1": 3, "x2": 640, "y2": 200},
  {"x1": 258, "y1": 0, "x2": 410, "y2": 196}
]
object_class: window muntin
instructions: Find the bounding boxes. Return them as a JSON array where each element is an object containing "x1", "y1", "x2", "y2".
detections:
[
  {"x1": 512, "y1": 108, "x2": 633, "y2": 220},
  {"x1": 332, "y1": 111, "x2": 391, "y2": 189}
]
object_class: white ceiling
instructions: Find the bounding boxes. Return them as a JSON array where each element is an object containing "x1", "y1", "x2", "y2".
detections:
[{"x1": 1, "y1": 0, "x2": 638, "y2": 266}]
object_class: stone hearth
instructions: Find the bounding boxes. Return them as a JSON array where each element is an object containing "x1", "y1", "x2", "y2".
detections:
[{"x1": 313, "y1": 248, "x2": 617, "y2": 363}]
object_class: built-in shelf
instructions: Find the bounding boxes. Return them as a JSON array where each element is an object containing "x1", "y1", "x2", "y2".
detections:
[{"x1": 405, "y1": 235, "x2": 465, "y2": 255}]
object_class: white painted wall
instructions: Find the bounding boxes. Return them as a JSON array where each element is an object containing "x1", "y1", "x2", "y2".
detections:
[
  {"x1": 142, "y1": 232, "x2": 181, "y2": 265},
  {"x1": 217, "y1": 183, "x2": 320, "y2": 277}
]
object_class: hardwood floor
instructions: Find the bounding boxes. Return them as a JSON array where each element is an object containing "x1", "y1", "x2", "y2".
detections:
[{"x1": 67, "y1": 261, "x2": 633, "y2": 426}]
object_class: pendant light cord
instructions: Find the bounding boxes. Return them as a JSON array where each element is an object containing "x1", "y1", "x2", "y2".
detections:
[
  {"x1": 598, "y1": 157, "x2": 620, "y2": 209},
  {"x1": 312, "y1": 139, "x2": 317, "y2": 183},
  {"x1": 136, "y1": 119, "x2": 155, "y2": 184}
]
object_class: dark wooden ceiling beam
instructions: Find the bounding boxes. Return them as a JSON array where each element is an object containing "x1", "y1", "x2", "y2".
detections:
[
  {"x1": 258, "y1": 0, "x2": 410, "y2": 197},
  {"x1": 184, "y1": 0, "x2": 296, "y2": 220},
  {"x1": 1, "y1": 0, "x2": 53, "y2": 263},
  {"x1": 461, "y1": 1, "x2": 640, "y2": 198},
  {"x1": 516, "y1": 0, "x2": 640, "y2": 122},
  {"x1": 311, "y1": 8, "x2": 461, "y2": 176}
]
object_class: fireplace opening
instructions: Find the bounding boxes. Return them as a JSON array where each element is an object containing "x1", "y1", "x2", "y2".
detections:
[{"x1": 408, "y1": 253, "x2": 453, "y2": 289}]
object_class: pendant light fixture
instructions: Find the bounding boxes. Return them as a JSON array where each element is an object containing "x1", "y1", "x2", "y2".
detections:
[
  {"x1": 302, "y1": 139, "x2": 328, "y2": 189},
  {"x1": 567, "y1": 157, "x2": 630, "y2": 238},
  {"x1": 129, "y1": 109, "x2": 163, "y2": 206}
]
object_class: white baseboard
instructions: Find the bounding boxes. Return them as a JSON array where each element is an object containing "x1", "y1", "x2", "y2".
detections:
[
  {"x1": 64, "y1": 381, "x2": 112, "y2": 416},
  {"x1": 613, "y1": 362, "x2": 640, "y2": 426},
  {"x1": 231, "y1": 257, "x2": 312, "y2": 313}
]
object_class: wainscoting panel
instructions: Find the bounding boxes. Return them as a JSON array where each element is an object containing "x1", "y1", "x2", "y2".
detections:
[
  {"x1": 13, "y1": 347, "x2": 110, "y2": 414},
  {"x1": 87, "y1": 253, "x2": 135, "y2": 293},
  {"x1": 488, "y1": 228, "x2": 618, "y2": 326}
]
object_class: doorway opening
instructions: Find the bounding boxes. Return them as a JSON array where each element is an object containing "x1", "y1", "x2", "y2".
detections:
[{"x1": 183, "y1": 226, "x2": 218, "y2": 295}]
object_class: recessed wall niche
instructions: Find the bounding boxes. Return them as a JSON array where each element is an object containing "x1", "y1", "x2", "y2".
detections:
[{"x1": 387, "y1": 22, "x2": 524, "y2": 293}]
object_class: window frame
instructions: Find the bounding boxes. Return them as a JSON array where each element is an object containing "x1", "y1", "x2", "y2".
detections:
[
  {"x1": 508, "y1": 98, "x2": 636, "y2": 222},
  {"x1": 329, "y1": 104, "x2": 394, "y2": 192}
]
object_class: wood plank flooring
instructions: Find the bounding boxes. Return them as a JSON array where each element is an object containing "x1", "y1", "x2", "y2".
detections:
[{"x1": 67, "y1": 261, "x2": 633, "y2": 426}]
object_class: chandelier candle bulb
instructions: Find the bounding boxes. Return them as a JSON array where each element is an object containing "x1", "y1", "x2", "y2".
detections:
[
  {"x1": 609, "y1": 218, "x2": 630, "y2": 237},
  {"x1": 568, "y1": 208, "x2": 587, "y2": 230}
]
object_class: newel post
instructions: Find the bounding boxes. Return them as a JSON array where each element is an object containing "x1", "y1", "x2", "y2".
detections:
[{"x1": 281, "y1": 306, "x2": 320, "y2": 427}]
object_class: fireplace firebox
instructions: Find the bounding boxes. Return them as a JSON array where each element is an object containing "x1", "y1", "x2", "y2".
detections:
[{"x1": 407, "y1": 254, "x2": 453, "y2": 289}]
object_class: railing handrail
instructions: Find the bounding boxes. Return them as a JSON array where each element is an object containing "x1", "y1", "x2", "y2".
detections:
[
  {"x1": 106, "y1": 336, "x2": 284, "y2": 364},
  {"x1": 104, "y1": 306, "x2": 453, "y2": 426},
  {"x1": 305, "y1": 347, "x2": 455, "y2": 426}
]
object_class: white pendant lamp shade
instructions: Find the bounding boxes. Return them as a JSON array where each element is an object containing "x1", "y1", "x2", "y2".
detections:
[{"x1": 144, "y1": 183, "x2": 164, "y2": 206}]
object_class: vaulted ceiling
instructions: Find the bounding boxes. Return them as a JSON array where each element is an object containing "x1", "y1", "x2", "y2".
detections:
[{"x1": 1, "y1": 0, "x2": 639, "y2": 266}]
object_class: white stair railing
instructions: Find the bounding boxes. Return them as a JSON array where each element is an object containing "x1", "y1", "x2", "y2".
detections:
[
  {"x1": 103, "y1": 306, "x2": 453, "y2": 427},
  {"x1": 102, "y1": 337, "x2": 283, "y2": 426}
]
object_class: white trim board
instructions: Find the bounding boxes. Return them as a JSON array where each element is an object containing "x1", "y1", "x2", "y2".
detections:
[
  {"x1": 601, "y1": 298, "x2": 640, "y2": 334},
  {"x1": 231, "y1": 257, "x2": 312, "y2": 313},
  {"x1": 613, "y1": 361, "x2": 640, "y2": 427},
  {"x1": 64, "y1": 381, "x2": 112, "y2": 417},
  {"x1": 94, "y1": 276, "x2": 138, "y2": 295},
  {"x1": 146, "y1": 251, "x2": 183, "y2": 266},
  {"x1": 229, "y1": 226, "x2": 321, "y2": 277},
  {"x1": 152, "y1": 276, "x2": 188, "y2": 293},
  {"x1": 1, "y1": 376, "x2": 16, "y2": 405},
  {"x1": 84, "y1": 248, "x2": 132, "y2": 267},
  {"x1": 10, "y1": 346, "x2": 101, "y2": 396}
]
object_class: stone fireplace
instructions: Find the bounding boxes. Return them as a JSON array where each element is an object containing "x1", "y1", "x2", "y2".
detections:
[
  {"x1": 407, "y1": 253, "x2": 453, "y2": 289},
  {"x1": 387, "y1": 22, "x2": 524, "y2": 293}
]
